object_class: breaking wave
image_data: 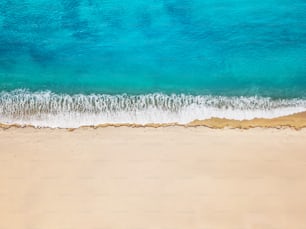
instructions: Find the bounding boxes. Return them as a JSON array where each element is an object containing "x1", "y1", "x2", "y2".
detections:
[{"x1": 1, "y1": 89, "x2": 306, "y2": 128}]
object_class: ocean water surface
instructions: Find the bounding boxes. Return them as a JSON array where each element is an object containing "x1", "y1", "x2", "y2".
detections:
[{"x1": 0, "y1": 0, "x2": 306, "y2": 127}]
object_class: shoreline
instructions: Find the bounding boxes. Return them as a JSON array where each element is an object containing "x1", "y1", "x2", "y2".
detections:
[
  {"x1": 1, "y1": 90, "x2": 306, "y2": 129},
  {"x1": 1, "y1": 111, "x2": 306, "y2": 130}
]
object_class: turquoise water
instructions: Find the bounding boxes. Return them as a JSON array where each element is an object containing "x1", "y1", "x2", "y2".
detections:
[{"x1": 0, "y1": 0, "x2": 306, "y2": 127}]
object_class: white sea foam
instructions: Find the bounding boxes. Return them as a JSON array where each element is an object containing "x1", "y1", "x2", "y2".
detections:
[{"x1": 0, "y1": 89, "x2": 306, "y2": 128}]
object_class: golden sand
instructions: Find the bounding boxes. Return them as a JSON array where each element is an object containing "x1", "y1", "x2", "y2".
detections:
[{"x1": 188, "y1": 111, "x2": 306, "y2": 129}]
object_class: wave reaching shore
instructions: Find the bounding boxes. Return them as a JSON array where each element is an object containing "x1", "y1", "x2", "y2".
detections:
[{"x1": 0, "y1": 90, "x2": 306, "y2": 128}]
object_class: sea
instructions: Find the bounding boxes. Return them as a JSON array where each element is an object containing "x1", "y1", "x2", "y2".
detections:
[{"x1": 0, "y1": 0, "x2": 306, "y2": 127}]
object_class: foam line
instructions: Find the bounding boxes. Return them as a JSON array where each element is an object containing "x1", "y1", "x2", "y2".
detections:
[{"x1": 1, "y1": 90, "x2": 306, "y2": 128}]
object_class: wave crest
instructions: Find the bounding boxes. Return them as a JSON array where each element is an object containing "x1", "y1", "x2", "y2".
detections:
[{"x1": 1, "y1": 90, "x2": 306, "y2": 128}]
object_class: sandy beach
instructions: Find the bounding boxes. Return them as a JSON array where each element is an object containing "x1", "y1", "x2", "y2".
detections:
[
  {"x1": 1, "y1": 123, "x2": 306, "y2": 229},
  {"x1": 2, "y1": 0, "x2": 306, "y2": 228}
]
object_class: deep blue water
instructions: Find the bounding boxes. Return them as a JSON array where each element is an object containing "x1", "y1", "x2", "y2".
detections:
[{"x1": 0, "y1": 0, "x2": 306, "y2": 126}]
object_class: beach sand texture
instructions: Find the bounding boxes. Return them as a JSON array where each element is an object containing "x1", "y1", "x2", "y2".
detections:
[{"x1": 1, "y1": 125, "x2": 306, "y2": 229}]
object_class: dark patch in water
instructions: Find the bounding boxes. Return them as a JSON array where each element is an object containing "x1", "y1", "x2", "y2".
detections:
[
  {"x1": 162, "y1": 0, "x2": 192, "y2": 27},
  {"x1": 28, "y1": 46, "x2": 56, "y2": 66}
]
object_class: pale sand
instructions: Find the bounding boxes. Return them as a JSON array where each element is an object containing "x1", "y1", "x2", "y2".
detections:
[{"x1": 1, "y1": 127, "x2": 306, "y2": 229}]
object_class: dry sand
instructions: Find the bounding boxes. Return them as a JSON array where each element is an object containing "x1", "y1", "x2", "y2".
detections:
[{"x1": 1, "y1": 124, "x2": 306, "y2": 229}]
